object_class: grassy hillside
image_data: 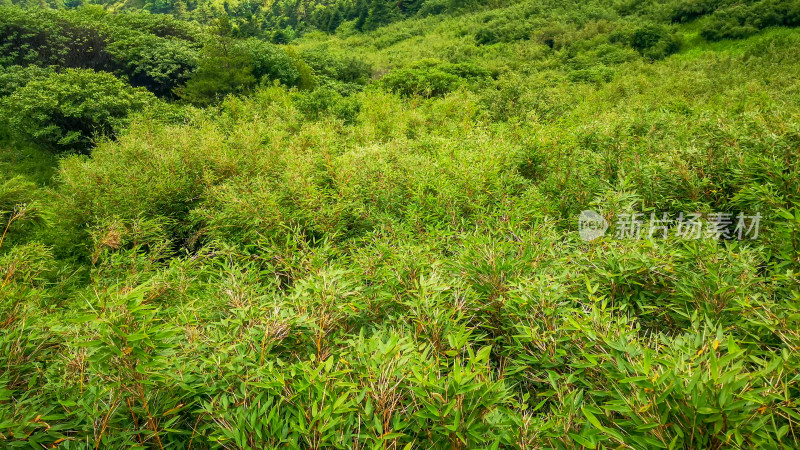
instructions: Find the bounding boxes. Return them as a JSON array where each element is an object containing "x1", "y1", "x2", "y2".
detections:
[{"x1": 2, "y1": 0, "x2": 800, "y2": 448}]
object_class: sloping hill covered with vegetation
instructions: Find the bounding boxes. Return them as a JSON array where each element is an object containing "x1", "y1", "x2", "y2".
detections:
[{"x1": 2, "y1": 0, "x2": 800, "y2": 448}]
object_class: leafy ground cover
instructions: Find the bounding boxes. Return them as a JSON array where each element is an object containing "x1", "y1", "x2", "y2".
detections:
[{"x1": 2, "y1": 0, "x2": 800, "y2": 448}]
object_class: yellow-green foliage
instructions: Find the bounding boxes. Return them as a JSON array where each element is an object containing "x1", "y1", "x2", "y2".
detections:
[{"x1": 2, "y1": 2, "x2": 800, "y2": 448}]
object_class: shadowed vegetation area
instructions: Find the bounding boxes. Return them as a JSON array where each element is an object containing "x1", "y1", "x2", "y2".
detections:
[{"x1": 2, "y1": 0, "x2": 800, "y2": 448}]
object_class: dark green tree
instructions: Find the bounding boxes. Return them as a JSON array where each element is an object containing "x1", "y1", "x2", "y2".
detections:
[
  {"x1": 175, "y1": 18, "x2": 256, "y2": 105},
  {"x1": 1, "y1": 69, "x2": 154, "y2": 153},
  {"x1": 363, "y1": 0, "x2": 396, "y2": 31},
  {"x1": 354, "y1": 0, "x2": 368, "y2": 30},
  {"x1": 107, "y1": 34, "x2": 199, "y2": 97},
  {"x1": 176, "y1": 38, "x2": 256, "y2": 105}
]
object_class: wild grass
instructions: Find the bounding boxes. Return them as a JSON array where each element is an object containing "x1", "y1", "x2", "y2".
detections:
[{"x1": 2, "y1": 1, "x2": 800, "y2": 447}]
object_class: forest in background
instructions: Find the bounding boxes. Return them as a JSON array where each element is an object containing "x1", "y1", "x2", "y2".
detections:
[{"x1": 2, "y1": 0, "x2": 800, "y2": 447}]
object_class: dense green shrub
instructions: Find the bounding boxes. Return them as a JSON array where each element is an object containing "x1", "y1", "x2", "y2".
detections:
[
  {"x1": 479, "y1": 72, "x2": 569, "y2": 121},
  {"x1": 176, "y1": 36, "x2": 335, "y2": 104},
  {"x1": 0, "y1": 6, "x2": 76, "y2": 67},
  {"x1": 107, "y1": 34, "x2": 199, "y2": 97},
  {"x1": 4, "y1": 1, "x2": 800, "y2": 448},
  {"x1": 475, "y1": 27, "x2": 499, "y2": 45},
  {"x1": 379, "y1": 64, "x2": 462, "y2": 97},
  {"x1": 749, "y1": 0, "x2": 800, "y2": 28},
  {"x1": 108, "y1": 10, "x2": 201, "y2": 41},
  {"x1": 0, "y1": 7, "x2": 203, "y2": 97},
  {"x1": 565, "y1": 43, "x2": 639, "y2": 75},
  {"x1": 700, "y1": 5, "x2": 760, "y2": 41},
  {"x1": 176, "y1": 40, "x2": 257, "y2": 105},
  {"x1": 700, "y1": 0, "x2": 800, "y2": 41},
  {"x1": 406, "y1": 59, "x2": 491, "y2": 80},
  {"x1": 292, "y1": 55, "x2": 319, "y2": 90},
  {"x1": 1, "y1": 69, "x2": 154, "y2": 153},
  {"x1": 237, "y1": 38, "x2": 301, "y2": 87},
  {"x1": 0, "y1": 65, "x2": 55, "y2": 139},
  {"x1": 418, "y1": 0, "x2": 449, "y2": 16},
  {"x1": 300, "y1": 47, "x2": 373, "y2": 85},
  {"x1": 293, "y1": 87, "x2": 361, "y2": 123},
  {"x1": 630, "y1": 24, "x2": 682, "y2": 59},
  {"x1": 568, "y1": 65, "x2": 615, "y2": 83},
  {"x1": 475, "y1": 20, "x2": 533, "y2": 45},
  {"x1": 669, "y1": 0, "x2": 726, "y2": 23},
  {"x1": 0, "y1": 64, "x2": 54, "y2": 97}
]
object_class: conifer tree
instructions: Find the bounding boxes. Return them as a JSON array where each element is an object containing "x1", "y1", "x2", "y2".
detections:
[{"x1": 363, "y1": 0, "x2": 396, "y2": 31}]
